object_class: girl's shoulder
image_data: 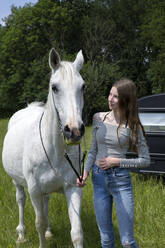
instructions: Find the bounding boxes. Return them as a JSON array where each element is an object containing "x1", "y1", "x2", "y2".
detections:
[{"x1": 93, "y1": 112, "x2": 109, "y2": 122}]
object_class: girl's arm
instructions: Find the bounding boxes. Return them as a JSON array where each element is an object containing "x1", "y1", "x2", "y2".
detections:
[{"x1": 120, "y1": 127, "x2": 150, "y2": 168}]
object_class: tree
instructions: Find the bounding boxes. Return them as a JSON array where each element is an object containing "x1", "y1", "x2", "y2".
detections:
[
  {"x1": 0, "y1": 0, "x2": 72, "y2": 116},
  {"x1": 141, "y1": 0, "x2": 165, "y2": 93},
  {"x1": 0, "y1": 0, "x2": 164, "y2": 121},
  {"x1": 82, "y1": 61, "x2": 123, "y2": 124}
]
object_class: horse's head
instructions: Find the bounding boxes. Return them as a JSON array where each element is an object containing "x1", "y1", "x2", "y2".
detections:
[{"x1": 49, "y1": 48, "x2": 85, "y2": 145}]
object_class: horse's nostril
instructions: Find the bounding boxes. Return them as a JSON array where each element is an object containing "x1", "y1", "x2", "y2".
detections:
[
  {"x1": 64, "y1": 125, "x2": 71, "y2": 139},
  {"x1": 64, "y1": 124, "x2": 85, "y2": 141},
  {"x1": 64, "y1": 125, "x2": 70, "y2": 133}
]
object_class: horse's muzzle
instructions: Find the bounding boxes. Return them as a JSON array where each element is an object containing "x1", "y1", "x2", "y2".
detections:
[{"x1": 64, "y1": 123, "x2": 85, "y2": 143}]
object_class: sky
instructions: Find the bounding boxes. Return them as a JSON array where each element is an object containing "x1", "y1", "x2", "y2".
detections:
[{"x1": 0, "y1": 0, "x2": 38, "y2": 25}]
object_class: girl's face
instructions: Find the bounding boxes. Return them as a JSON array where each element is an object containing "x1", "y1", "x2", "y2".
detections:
[{"x1": 108, "y1": 87, "x2": 119, "y2": 111}]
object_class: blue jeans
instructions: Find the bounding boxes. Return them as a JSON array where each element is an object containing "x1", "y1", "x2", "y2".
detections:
[{"x1": 92, "y1": 164, "x2": 138, "y2": 248}]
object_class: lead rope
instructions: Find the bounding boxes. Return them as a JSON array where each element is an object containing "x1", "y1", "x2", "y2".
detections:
[
  {"x1": 51, "y1": 90, "x2": 87, "y2": 182},
  {"x1": 80, "y1": 135, "x2": 87, "y2": 177},
  {"x1": 39, "y1": 108, "x2": 87, "y2": 184},
  {"x1": 62, "y1": 133, "x2": 87, "y2": 182},
  {"x1": 39, "y1": 112, "x2": 60, "y2": 178}
]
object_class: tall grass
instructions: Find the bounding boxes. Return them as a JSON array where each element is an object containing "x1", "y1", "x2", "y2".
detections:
[{"x1": 0, "y1": 119, "x2": 165, "y2": 247}]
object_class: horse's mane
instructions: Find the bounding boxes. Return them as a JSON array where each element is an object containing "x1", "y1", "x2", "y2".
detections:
[
  {"x1": 59, "y1": 62, "x2": 75, "y2": 82},
  {"x1": 27, "y1": 102, "x2": 45, "y2": 108}
]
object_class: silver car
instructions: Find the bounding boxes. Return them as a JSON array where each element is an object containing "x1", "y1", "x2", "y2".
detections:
[{"x1": 129, "y1": 93, "x2": 165, "y2": 175}]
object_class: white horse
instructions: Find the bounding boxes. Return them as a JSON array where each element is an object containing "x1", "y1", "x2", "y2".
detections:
[{"x1": 2, "y1": 48, "x2": 85, "y2": 248}]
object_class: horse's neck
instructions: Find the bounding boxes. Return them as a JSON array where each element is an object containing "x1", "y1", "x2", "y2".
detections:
[{"x1": 42, "y1": 98, "x2": 64, "y2": 157}]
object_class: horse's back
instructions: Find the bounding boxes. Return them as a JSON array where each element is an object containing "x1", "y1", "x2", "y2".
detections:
[
  {"x1": 8, "y1": 102, "x2": 44, "y2": 129},
  {"x1": 2, "y1": 102, "x2": 45, "y2": 185}
]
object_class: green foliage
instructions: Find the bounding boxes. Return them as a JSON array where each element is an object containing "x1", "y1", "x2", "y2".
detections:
[
  {"x1": 141, "y1": 0, "x2": 165, "y2": 93},
  {"x1": 82, "y1": 61, "x2": 123, "y2": 124},
  {"x1": 0, "y1": 0, "x2": 164, "y2": 122}
]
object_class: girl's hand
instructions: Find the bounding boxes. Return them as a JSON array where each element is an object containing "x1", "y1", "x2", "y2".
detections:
[
  {"x1": 99, "y1": 157, "x2": 120, "y2": 170},
  {"x1": 77, "y1": 170, "x2": 89, "y2": 187}
]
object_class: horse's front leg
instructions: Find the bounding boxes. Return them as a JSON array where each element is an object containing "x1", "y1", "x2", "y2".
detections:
[
  {"x1": 43, "y1": 194, "x2": 53, "y2": 239},
  {"x1": 64, "y1": 186, "x2": 83, "y2": 248},
  {"x1": 28, "y1": 180, "x2": 47, "y2": 248}
]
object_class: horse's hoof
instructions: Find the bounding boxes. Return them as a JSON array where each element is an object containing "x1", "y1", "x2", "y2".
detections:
[
  {"x1": 45, "y1": 230, "x2": 53, "y2": 239},
  {"x1": 16, "y1": 237, "x2": 27, "y2": 244}
]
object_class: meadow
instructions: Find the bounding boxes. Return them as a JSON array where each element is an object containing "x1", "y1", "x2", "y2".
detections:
[{"x1": 0, "y1": 119, "x2": 165, "y2": 248}]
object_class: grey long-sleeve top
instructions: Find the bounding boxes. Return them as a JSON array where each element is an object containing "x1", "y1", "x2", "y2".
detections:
[{"x1": 85, "y1": 118, "x2": 150, "y2": 172}]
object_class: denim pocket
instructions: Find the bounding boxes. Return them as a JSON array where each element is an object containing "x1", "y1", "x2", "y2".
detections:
[
  {"x1": 114, "y1": 168, "x2": 130, "y2": 178},
  {"x1": 92, "y1": 165, "x2": 106, "y2": 187},
  {"x1": 92, "y1": 164, "x2": 100, "y2": 174},
  {"x1": 92, "y1": 165, "x2": 99, "y2": 181}
]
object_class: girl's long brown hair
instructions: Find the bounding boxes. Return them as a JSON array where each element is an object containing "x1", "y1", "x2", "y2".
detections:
[{"x1": 113, "y1": 79, "x2": 145, "y2": 152}]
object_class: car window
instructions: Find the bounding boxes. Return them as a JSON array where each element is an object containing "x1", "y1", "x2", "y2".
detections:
[{"x1": 139, "y1": 113, "x2": 165, "y2": 132}]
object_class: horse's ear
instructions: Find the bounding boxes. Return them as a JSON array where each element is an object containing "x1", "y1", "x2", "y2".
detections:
[
  {"x1": 73, "y1": 50, "x2": 84, "y2": 72},
  {"x1": 49, "y1": 48, "x2": 61, "y2": 70}
]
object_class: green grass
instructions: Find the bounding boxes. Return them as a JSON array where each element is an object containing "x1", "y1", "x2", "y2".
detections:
[{"x1": 0, "y1": 120, "x2": 165, "y2": 247}]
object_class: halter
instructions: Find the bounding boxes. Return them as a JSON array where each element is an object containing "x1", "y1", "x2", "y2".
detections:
[{"x1": 39, "y1": 90, "x2": 87, "y2": 185}]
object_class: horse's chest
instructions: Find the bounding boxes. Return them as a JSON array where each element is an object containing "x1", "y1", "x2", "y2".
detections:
[{"x1": 40, "y1": 169, "x2": 64, "y2": 194}]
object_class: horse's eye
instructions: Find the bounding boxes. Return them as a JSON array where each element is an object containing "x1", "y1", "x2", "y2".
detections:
[{"x1": 52, "y1": 84, "x2": 58, "y2": 93}]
